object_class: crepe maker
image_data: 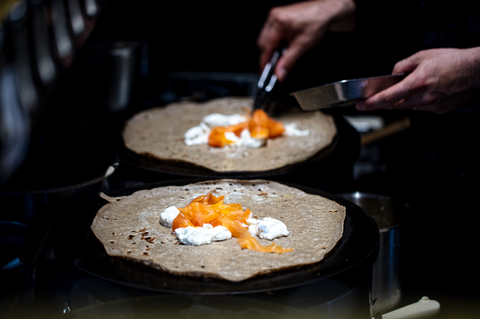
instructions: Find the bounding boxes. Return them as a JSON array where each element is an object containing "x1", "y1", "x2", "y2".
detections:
[
  {"x1": 114, "y1": 115, "x2": 360, "y2": 187},
  {"x1": 53, "y1": 178, "x2": 379, "y2": 295}
]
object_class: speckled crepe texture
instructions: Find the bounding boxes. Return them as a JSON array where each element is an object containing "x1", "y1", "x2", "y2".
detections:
[
  {"x1": 122, "y1": 97, "x2": 336, "y2": 172},
  {"x1": 91, "y1": 180, "x2": 345, "y2": 281}
]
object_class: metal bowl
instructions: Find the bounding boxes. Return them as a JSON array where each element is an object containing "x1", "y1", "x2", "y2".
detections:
[{"x1": 338, "y1": 192, "x2": 411, "y2": 315}]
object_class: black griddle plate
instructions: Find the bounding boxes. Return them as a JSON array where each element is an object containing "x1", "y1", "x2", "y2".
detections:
[
  {"x1": 63, "y1": 179, "x2": 378, "y2": 295},
  {"x1": 117, "y1": 115, "x2": 360, "y2": 180}
]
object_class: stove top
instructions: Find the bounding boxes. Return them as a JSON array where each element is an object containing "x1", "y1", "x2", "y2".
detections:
[
  {"x1": 1, "y1": 178, "x2": 376, "y2": 319},
  {"x1": 2, "y1": 69, "x2": 480, "y2": 319}
]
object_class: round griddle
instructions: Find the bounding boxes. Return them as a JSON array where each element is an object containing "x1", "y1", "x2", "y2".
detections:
[
  {"x1": 62, "y1": 179, "x2": 379, "y2": 295},
  {"x1": 116, "y1": 115, "x2": 360, "y2": 180}
]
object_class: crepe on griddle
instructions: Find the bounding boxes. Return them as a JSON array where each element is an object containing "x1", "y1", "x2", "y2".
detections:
[
  {"x1": 122, "y1": 97, "x2": 337, "y2": 172},
  {"x1": 91, "y1": 180, "x2": 346, "y2": 282}
]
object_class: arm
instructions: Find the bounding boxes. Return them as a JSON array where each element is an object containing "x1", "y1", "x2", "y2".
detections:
[
  {"x1": 356, "y1": 47, "x2": 480, "y2": 114},
  {"x1": 256, "y1": 0, "x2": 356, "y2": 82}
]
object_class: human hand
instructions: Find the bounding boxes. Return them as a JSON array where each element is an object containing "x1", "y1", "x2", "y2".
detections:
[
  {"x1": 356, "y1": 48, "x2": 480, "y2": 114},
  {"x1": 257, "y1": 0, "x2": 355, "y2": 82}
]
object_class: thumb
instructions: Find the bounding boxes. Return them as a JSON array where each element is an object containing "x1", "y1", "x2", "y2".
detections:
[
  {"x1": 275, "y1": 44, "x2": 306, "y2": 82},
  {"x1": 393, "y1": 52, "x2": 426, "y2": 75},
  {"x1": 393, "y1": 59, "x2": 418, "y2": 75}
]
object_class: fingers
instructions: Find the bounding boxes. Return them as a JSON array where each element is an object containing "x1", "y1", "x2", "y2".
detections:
[
  {"x1": 257, "y1": 8, "x2": 285, "y2": 72},
  {"x1": 392, "y1": 49, "x2": 438, "y2": 74},
  {"x1": 258, "y1": 29, "x2": 307, "y2": 82},
  {"x1": 275, "y1": 30, "x2": 324, "y2": 81},
  {"x1": 393, "y1": 58, "x2": 418, "y2": 75},
  {"x1": 355, "y1": 48, "x2": 471, "y2": 113},
  {"x1": 356, "y1": 79, "x2": 434, "y2": 112},
  {"x1": 275, "y1": 52, "x2": 293, "y2": 83},
  {"x1": 275, "y1": 40, "x2": 306, "y2": 82},
  {"x1": 257, "y1": 28, "x2": 282, "y2": 72},
  {"x1": 257, "y1": 4, "x2": 323, "y2": 79},
  {"x1": 356, "y1": 75, "x2": 416, "y2": 111},
  {"x1": 355, "y1": 53, "x2": 425, "y2": 111}
]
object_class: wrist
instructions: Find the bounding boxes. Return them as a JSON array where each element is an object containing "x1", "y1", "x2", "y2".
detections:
[
  {"x1": 464, "y1": 47, "x2": 480, "y2": 92},
  {"x1": 321, "y1": 0, "x2": 356, "y2": 32}
]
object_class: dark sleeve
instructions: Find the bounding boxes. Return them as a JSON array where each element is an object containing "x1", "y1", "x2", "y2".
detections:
[
  {"x1": 353, "y1": 0, "x2": 480, "y2": 49},
  {"x1": 348, "y1": 0, "x2": 480, "y2": 77},
  {"x1": 348, "y1": 1, "x2": 424, "y2": 75},
  {"x1": 418, "y1": 0, "x2": 480, "y2": 49}
]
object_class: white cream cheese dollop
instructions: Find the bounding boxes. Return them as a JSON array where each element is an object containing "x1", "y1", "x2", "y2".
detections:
[
  {"x1": 159, "y1": 206, "x2": 180, "y2": 227},
  {"x1": 203, "y1": 113, "x2": 247, "y2": 127},
  {"x1": 224, "y1": 130, "x2": 266, "y2": 148},
  {"x1": 160, "y1": 206, "x2": 232, "y2": 245},
  {"x1": 184, "y1": 122, "x2": 211, "y2": 146},
  {"x1": 246, "y1": 215, "x2": 259, "y2": 236},
  {"x1": 284, "y1": 123, "x2": 309, "y2": 136},
  {"x1": 257, "y1": 217, "x2": 290, "y2": 240},
  {"x1": 175, "y1": 224, "x2": 232, "y2": 246},
  {"x1": 247, "y1": 215, "x2": 289, "y2": 240}
]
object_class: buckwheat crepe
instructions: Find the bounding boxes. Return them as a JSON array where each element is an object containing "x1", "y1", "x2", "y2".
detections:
[
  {"x1": 122, "y1": 97, "x2": 336, "y2": 172},
  {"x1": 91, "y1": 180, "x2": 346, "y2": 282}
]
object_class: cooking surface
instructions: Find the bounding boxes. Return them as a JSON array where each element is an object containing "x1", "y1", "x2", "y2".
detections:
[
  {"x1": 67, "y1": 181, "x2": 378, "y2": 294},
  {"x1": 2, "y1": 71, "x2": 480, "y2": 318},
  {"x1": 2, "y1": 125, "x2": 480, "y2": 319},
  {"x1": 1, "y1": 179, "x2": 377, "y2": 319},
  {"x1": 116, "y1": 114, "x2": 358, "y2": 184},
  {"x1": 2, "y1": 119, "x2": 480, "y2": 319},
  {"x1": 0, "y1": 60, "x2": 479, "y2": 317}
]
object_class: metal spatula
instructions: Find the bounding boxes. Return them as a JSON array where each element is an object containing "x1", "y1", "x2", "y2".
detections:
[{"x1": 291, "y1": 74, "x2": 405, "y2": 111}]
